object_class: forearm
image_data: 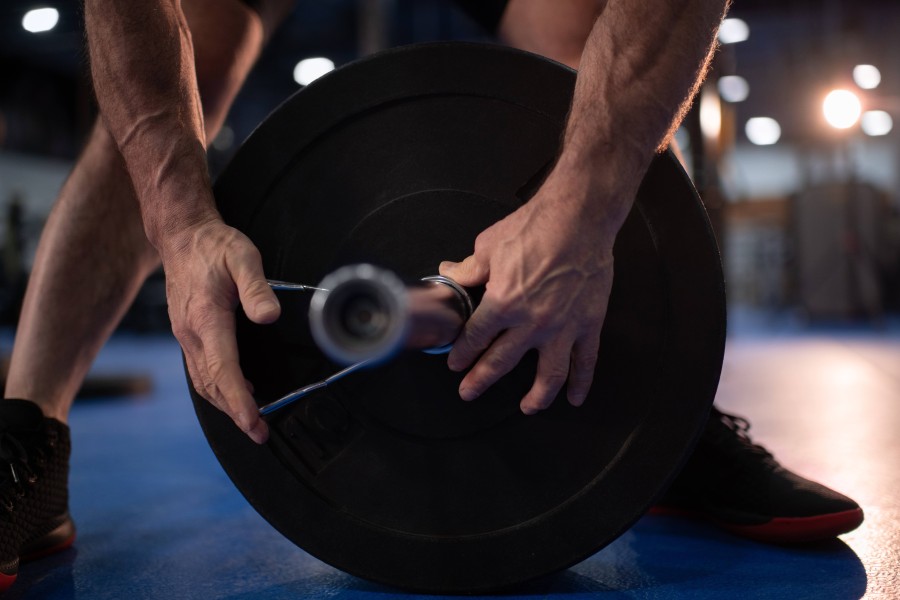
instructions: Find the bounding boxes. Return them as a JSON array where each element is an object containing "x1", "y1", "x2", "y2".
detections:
[
  {"x1": 84, "y1": 0, "x2": 215, "y2": 253},
  {"x1": 552, "y1": 0, "x2": 730, "y2": 234}
]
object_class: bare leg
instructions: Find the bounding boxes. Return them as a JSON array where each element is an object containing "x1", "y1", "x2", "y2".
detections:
[
  {"x1": 4, "y1": 0, "x2": 293, "y2": 422},
  {"x1": 498, "y1": 1, "x2": 689, "y2": 169},
  {"x1": 498, "y1": 0, "x2": 605, "y2": 69}
]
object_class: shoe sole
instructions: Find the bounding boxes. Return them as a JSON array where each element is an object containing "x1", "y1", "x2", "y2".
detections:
[
  {"x1": 0, "y1": 516, "x2": 77, "y2": 593},
  {"x1": 649, "y1": 506, "x2": 865, "y2": 543}
]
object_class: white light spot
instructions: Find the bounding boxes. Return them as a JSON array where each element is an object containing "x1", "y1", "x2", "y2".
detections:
[
  {"x1": 823, "y1": 89, "x2": 862, "y2": 129},
  {"x1": 293, "y1": 57, "x2": 335, "y2": 86},
  {"x1": 745, "y1": 117, "x2": 781, "y2": 145},
  {"x1": 700, "y1": 85, "x2": 721, "y2": 141},
  {"x1": 853, "y1": 64, "x2": 881, "y2": 90},
  {"x1": 22, "y1": 7, "x2": 59, "y2": 33},
  {"x1": 718, "y1": 18, "x2": 749, "y2": 44},
  {"x1": 718, "y1": 75, "x2": 750, "y2": 103},
  {"x1": 861, "y1": 110, "x2": 893, "y2": 136}
]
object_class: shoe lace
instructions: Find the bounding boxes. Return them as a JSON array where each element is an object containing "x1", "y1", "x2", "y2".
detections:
[{"x1": 709, "y1": 410, "x2": 774, "y2": 462}]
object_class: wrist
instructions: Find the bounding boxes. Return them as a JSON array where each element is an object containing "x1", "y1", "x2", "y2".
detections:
[
  {"x1": 535, "y1": 150, "x2": 650, "y2": 239},
  {"x1": 123, "y1": 134, "x2": 218, "y2": 254}
]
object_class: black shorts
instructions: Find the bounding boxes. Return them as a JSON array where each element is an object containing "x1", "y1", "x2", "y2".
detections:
[
  {"x1": 239, "y1": 0, "x2": 265, "y2": 14},
  {"x1": 238, "y1": 0, "x2": 510, "y2": 37},
  {"x1": 451, "y1": 0, "x2": 510, "y2": 34}
]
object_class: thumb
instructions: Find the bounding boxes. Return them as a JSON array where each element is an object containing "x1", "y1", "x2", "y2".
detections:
[
  {"x1": 440, "y1": 254, "x2": 489, "y2": 287},
  {"x1": 231, "y1": 246, "x2": 281, "y2": 324}
]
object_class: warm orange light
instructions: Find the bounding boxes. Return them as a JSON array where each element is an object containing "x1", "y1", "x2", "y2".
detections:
[{"x1": 823, "y1": 90, "x2": 862, "y2": 129}]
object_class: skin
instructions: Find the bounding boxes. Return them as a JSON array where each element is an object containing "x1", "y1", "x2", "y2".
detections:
[
  {"x1": 6, "y1": 0, "x2": 728, "y2": 443},
  {"x1": 443, "y1": 0, "x2": 729, "y2": 414},
  {"x1": 4, "y1": 0, "x2": 291, "y2": 444}
]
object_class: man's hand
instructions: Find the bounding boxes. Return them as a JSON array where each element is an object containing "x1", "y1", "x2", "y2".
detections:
[
  {"x1": 439, "y1": 175, "x2": 616, "y2": 415},
  {"x1": 162, "y1": 218, "x2": 281, "y2": 444}
]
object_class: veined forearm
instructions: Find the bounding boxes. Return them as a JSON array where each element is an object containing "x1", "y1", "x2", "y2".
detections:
[
  {"x1": 85, "y1": 0, "x2": 215, "y2": 250},
  {"x1": 553, "y1": 0, "x2": 729, "y2": 229}
]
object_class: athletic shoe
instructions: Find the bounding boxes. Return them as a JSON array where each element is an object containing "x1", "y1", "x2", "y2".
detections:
[
  {"x1": 653, "y1": 407, "x2": 864, "y2": 543},
  {"x1": 0, "y1": 399, "x2": 75, "y2": 592}
]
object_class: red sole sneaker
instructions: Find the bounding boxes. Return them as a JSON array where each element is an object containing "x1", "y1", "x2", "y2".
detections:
[{"x1": 649, "y1": 505, "x2": 865, "y2": 544}]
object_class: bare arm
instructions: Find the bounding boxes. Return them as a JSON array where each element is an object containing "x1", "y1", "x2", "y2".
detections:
[
  {"x1": 442, "y1": 0, "x2": 729, "y2": 413},
  {"x1": 85, "y1": 1, "x2": 212, "y2": 242},
  {"x1": 554, "y1": 0, "x2": 727, "y2": 234},
  {"x1": 84, "y1": 0, "x2": 278, "y2": 443}
]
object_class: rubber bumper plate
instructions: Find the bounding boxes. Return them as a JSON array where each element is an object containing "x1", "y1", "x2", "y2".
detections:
[{"x1": 192, "y1": 42, "x2": 727, "y2": 594}]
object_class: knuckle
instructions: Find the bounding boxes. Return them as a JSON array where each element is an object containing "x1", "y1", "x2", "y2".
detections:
[
  {"x1": 202, "y1": 379, "x2": 220, "y2": 400},
  {"x1": 206, "y1": 356, "x2": 227, "y2": 382},
  {"x1": 542, "y1": 371, "x2": 569, "y2": 388},
  {"x1": 479, "y1": 353, "x2": 516, "y2": 378},
  {"x1": 472, "y1": 231, "x2": 492, "y2": 256}
]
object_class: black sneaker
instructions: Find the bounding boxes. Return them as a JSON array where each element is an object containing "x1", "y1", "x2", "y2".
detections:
[
  {"x1": 652, "y1": 407, "x2": 864, "y2": 543},
  {"x1": 0, "y1": 399, "x2": 75, "y2": 592}
]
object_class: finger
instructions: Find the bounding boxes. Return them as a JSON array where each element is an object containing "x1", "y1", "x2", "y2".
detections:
[
  {"x1": 439, "y1": 254, "x2": 489, "y2": 287},
  {"x1": 520, "y1": 340, "x2": 573, "y2": 415},
  {"x1": 200, "y1": 311, "x2": 269, "y2": 444},
  {"x1": 447, "y1": 299, "x2": 507, "y2": 372},
  {"x1": 228, "y1": 243, "x2": 281, "y2": 324},
  {"x1": 567, "y1": 333, "x2": 601, "y2": 407},
  {"x1": 458, "y1": 328, "x2": 531, "y2": 401},
  {"x1": 181, "y1": 337, "x2": 207, "y2": 400}
]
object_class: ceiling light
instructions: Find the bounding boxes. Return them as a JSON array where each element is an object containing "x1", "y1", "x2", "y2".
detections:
[
  {"x1": 718, "y1": 75, "x2": 750, "y2": 103},
  {"x1": 861, "y1": 110, "x2": 892, "y2": 136},
  {"x1": 22, "y1": 7, "x2": 59, "y2": 33},
  {"x1": 718, "y1": 18, "x2": 749, "y2": 44},
  {"x1": 745, "y1": 117, "x2": 781, "y2": 145},
  {"x1": 293, "y1": 58, "x2": 335, "y2": 86},
  {"x1": 823, "y1": 89, "x2": 862, "y2": 129},
  {"x1": 853, "y1": 65, "x2": 881, "y2": 90}
]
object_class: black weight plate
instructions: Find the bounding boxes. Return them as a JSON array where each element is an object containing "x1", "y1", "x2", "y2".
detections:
[{"x1": 192, "y1": 42, "x2": 726, "y2": 594}]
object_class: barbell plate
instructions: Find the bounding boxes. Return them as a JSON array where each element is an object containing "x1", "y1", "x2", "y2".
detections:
[{"x1": 191, "y1": 42, "x2": 726, "y2": 594}]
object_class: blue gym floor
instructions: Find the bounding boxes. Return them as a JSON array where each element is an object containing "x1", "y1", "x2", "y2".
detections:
[{"x1": 4, "y1": 311, "x2": 899, "y2": 599}]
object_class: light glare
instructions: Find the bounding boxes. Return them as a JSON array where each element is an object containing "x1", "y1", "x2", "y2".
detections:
[
  {"x1": 853, "y1": 65, "x2": 881, "y2": 90},
  {"x1": 22, "y1": 7, "x2": 59, "y2": 33},
  {"x1": 823, "y1": 89, "x2": 862, "y2": 129},
  {"x1": 699, "y1": 85, "x2": 721, "y2": 141},
  {"x1": 718, "y1": 18, "x2": 749, "y2": 44},
  {"x1": 293, "y1": 57, "x2": 335, "y2": 86},
  {"x1": 861, "y1": 110, "x2": 892, "y2": 136},
  {"x1": 745, "y1": 117, "x2": 781, "y2": 145},
  {"x1": 718, "y1": 75, "x2": 750, "y2": 103}
]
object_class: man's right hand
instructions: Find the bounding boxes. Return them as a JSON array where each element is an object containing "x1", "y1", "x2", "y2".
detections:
[{"x1": 161, "y1": 218, "x2": 281, "y2": 444}]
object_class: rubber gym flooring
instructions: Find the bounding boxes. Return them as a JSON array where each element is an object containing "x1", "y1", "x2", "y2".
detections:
[{"x1": 3, "y1": 310, "x2": 898, "y2": 599}]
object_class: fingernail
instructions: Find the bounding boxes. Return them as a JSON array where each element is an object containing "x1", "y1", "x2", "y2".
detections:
[
  {"x1": 521, "y1": 404, "x2": 538, "y2": 416},
  {"x1": 247, "y1": 422, "x2": 269, "y2": 444},
  {"x1": 569, "y1": 394, "x2": 585, "y2": 407},
  {"x1": 459, "y1": 386, "x2": 478, "y2": 401},
  {"x1": 258, "y1": 299, "x2": 280, "y2": 316}
]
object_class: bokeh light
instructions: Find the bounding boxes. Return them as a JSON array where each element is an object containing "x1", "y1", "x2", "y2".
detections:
[
  {"x1": 718, "y1": 75, "x2": 750, "y2": 103},
  {"x1": 861, "y1": 110, "x2": 893, "y2": 136},
  {"x1": 823, "y1": 89, "x2": 862, "y2": 129},
  {"x1": 22, "y1": 7, "x2": 59, "y2": 33},
  {"x1": 853, "y1": 65, "x2": 881, "y2": 90},
  {"x1": 745, "y1": 117, "x2": 781, "y2": 145},
  {"x1": 719, "y1": 18, "x2": 750, "y2": 44},
  {"x1": 293, "y1": 57, "x2": 335, "y2": 86}
]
